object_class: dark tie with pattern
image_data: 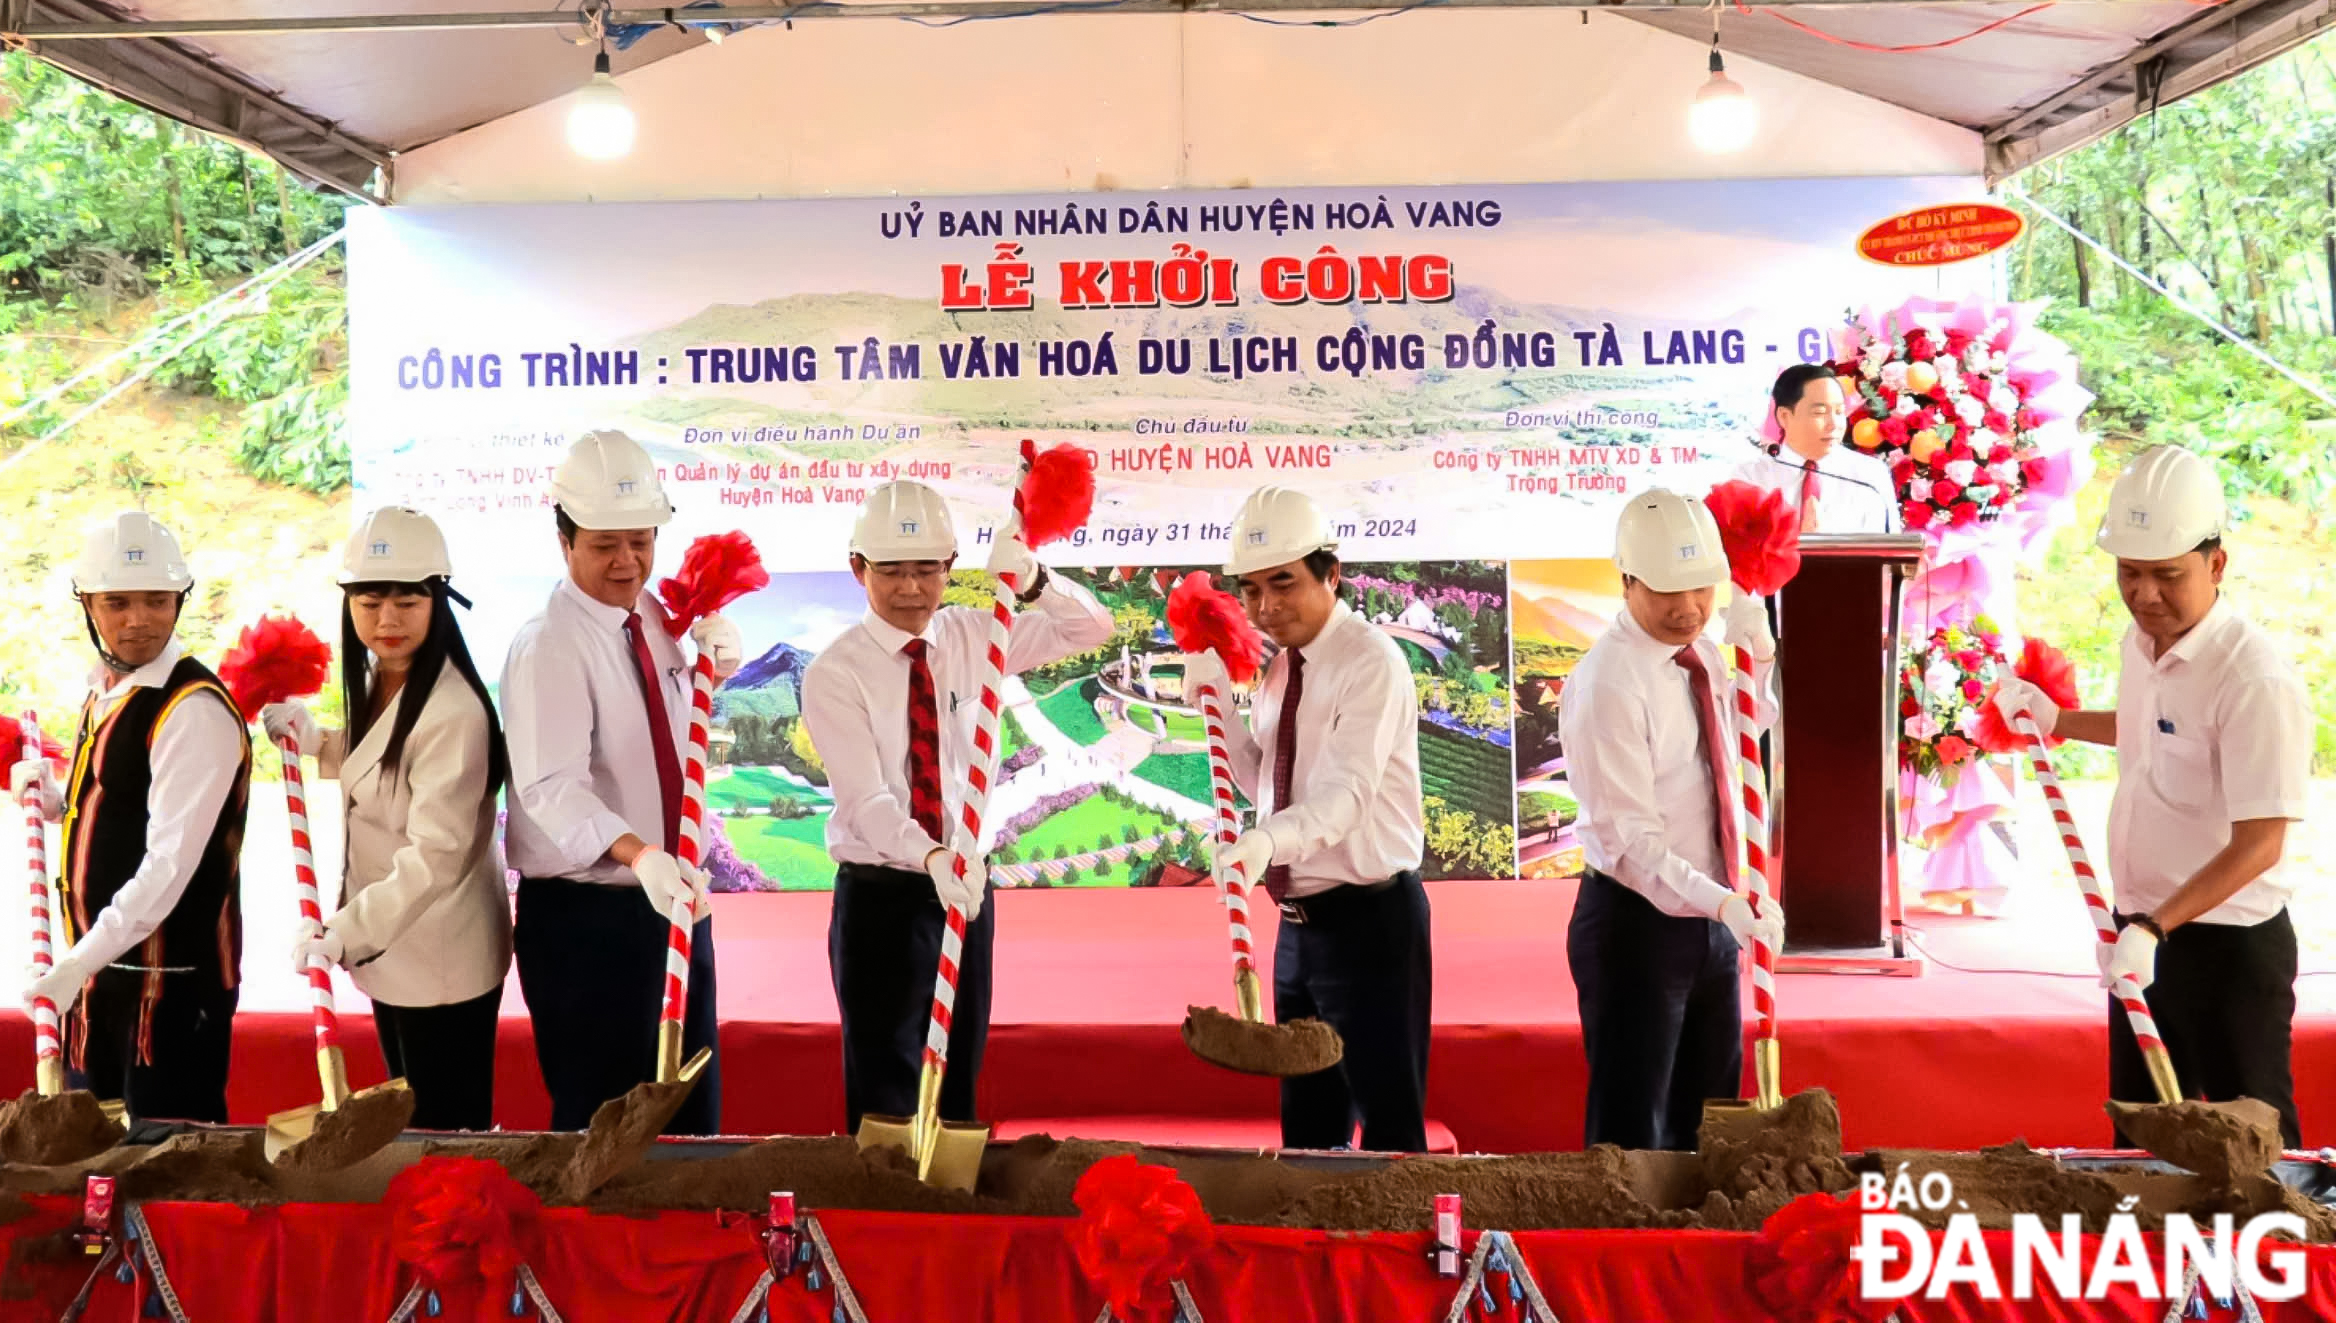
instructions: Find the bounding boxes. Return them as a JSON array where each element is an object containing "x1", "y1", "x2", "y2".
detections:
[
  {"x1": 1261, "y1": 648, "x2": 1305, "y2": 903},
  {"x1": 1673, "y1": 646, "x2": 1741, "y2": 894},
  {"x1": 901, "y1": 638, "x2": 945, "y2": 843},
  {"x1": 623, "y1": 610, "x2": 683, "y2": 853}
]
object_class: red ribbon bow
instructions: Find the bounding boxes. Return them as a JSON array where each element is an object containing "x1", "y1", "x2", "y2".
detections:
[
  {"x1": 1071, "y1": 1154, "x2": 1215, "y2": 1323},
  {"x1": 386, "y1": 1156, "x2": 541, "y2": 1288},
  {"x1": 1748, "y1": 1190, "x2": 1895, "y2": 1323}
]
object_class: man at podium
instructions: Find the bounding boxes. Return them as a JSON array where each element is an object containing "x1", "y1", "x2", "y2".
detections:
[{"x1": 1732, "y1": 365, "x2": 1900, "y2": 535}]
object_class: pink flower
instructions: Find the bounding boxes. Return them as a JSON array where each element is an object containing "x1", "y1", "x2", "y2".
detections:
[{"x1": 1904, "y1": 711, "x2": 1941, "y2": 741}]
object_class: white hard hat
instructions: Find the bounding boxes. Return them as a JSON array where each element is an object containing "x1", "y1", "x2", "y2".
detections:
[
  {"x1": 2095, "y1": 445, "x2": 2226, "y2": 561},
  {"x1": 342, "y1": 506, "x2": 453, "y2": 584},
  {"x1": 72, "y1": 511, "x2": 193, "y2": 595},
  {"x1": 551, "y1": 430, "x2": 673, "y2": 530},
  {"x1": 850, "y1": 481, "x2": 958, "y2": 561},
  {"x1": 1614, "y1": 488, "x2": 1728, "y2": 593},
  {"x1": 1225, "y1": 485, "x2": 1338, "y2": 578}
]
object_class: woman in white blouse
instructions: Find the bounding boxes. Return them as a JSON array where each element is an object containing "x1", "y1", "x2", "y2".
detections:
[{"x1": 262, "y1": 507, "x2": 511, "y2": 1131}]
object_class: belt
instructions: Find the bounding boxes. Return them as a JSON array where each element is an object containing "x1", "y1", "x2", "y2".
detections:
[{"x1": 1277, "y1": 871, "x2": 1416, "y2": 926}]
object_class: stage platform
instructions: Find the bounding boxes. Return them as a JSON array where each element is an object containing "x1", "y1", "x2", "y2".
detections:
[{"x1": 5, "y1": 876, "x2": 2330, "y2": 1153}]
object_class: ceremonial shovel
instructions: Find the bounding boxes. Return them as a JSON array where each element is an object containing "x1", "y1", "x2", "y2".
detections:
[
  {"x1": 217, "y1": 615, "x2": 415, "y2": 1170},
  {"x1": 855, "y1": 442, "x2": 1095, "y2": 1191}
]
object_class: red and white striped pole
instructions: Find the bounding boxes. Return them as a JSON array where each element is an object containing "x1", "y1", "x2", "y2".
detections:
[
  {"x1": 279, "y1": 735, "x2": 350, "y2": 1109},
  {"x1": 914, "y1": 568, "x2": 1017, "y2": 1177},
  {"x1": 2015, "y1": 713, "x2": 2183, "y2": 1105},
  {"x1": 1727, "y1": 647, "x2": 1781, "y2": 1109},
  {"x1": 656, "y1": 654, "x2": 717, "y2": 1084},
  {"x1": 20, "y1": 712, "x2": 63, "y2": 1097},
  {"x1": 1194, "y1": 676, "x2": 1262, "y2": 1023}
]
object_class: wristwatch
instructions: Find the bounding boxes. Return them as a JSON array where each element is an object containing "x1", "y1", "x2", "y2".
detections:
[
  {"x1": 1015, "y1": 565, "x2": 1049, "y2": 605},
  {"x1": 2130, "y1": 914, "x2": 2166, "y2": 941}
]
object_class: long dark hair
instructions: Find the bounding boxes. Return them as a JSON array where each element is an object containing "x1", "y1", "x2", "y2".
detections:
[{"x1": 341, "y1": 578, "x2": 509, "y2": 795}]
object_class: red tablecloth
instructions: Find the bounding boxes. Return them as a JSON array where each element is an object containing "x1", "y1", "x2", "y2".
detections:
[{"x1": 3, "y1": 1196, "x2": 2332, "y2": 1323}]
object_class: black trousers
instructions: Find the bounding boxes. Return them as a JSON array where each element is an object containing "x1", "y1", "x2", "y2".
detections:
[
  {"x1": 514, "y1": 877, "x2": 720, "y2": 1135},
  {"x1": 1569, "y1": 870, "x2": 1743, "y2": 1152},
  {"x1": 829, "y1": 862, "x2": 996, "y2": 1132},
  {"x1": 2109, "y1": 908, "x2": 2300, "y2": 1148},
  {"x1": 1273, "y1": 871, "x2": 1432, "y2": 1153},
  {"x1": 70, "y1": 968, "x2": 237, "y2": 1124},
  {"x1": 373, "y1": 984, "x2": 503, "y2": 1132}
]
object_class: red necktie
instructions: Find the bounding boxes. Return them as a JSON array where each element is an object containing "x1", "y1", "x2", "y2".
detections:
[
  {"x1": 1261, "y1": 648, "x2": 1305, "y2": 903},
  {"x1": 1674, "y1": 647, "x2": 1742, "y2": 898},
  {"x1": 901, "y1": 639, "x2": 945, "y2": 844},
  {"x1": 623, "y1": 611, "x2": 683, "y2": 854},
  {"x1": 1797, "y1": 460, "x2": 1822, "y2": 534}
]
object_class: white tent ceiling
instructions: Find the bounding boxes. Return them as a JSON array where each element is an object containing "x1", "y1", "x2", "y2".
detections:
[{"x1": 5, "y1": 0, "x2": 2332, "y2": 198}]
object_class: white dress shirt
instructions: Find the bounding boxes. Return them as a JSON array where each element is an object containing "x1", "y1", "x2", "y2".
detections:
[
  {"x1": 2107, "y1": 598, "x2": 2310, "y2": 926},
  {"x1": 1219, "y1": 600, "x2": 1424, "y2": 897},
  {"x1": 502, "y1": 578, "x2": 694, "y2": 885},
  {"x1": 317, "y1": 676, "x2": 512, "y2": 1006},
  {"x1": 1560, "y1": 610, "x2": 1775, "y2": 919},
  {"x1": 1731, "y1": 445, "x2": 1900, "y2": 535},
  {"x1": 804, "y1": 575, "x2": 1112, "y2": 870},
  {"x1": 55, "y1": 640, "x2": 246, "y2": 970}
]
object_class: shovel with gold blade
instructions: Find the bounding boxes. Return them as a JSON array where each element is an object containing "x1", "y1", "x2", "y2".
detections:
[
  {"x1": 217, "y1": 616, "x2": 415, "y2": 1170},
  {"x1": 855, "y1": 441, "x2": 1097, "y2": 1190}
]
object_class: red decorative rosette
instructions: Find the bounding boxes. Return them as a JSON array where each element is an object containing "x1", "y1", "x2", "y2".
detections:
[
  {"x1": 1748, "y1": 1190, "x2": 1894, "y2": 1323},
  {"x1": 1071, "y1": 1154, "x2": 1215, "y2": 1323},
  {"x1": 1703, "y1": 480, "x2": 1803, "y2": 596},
  {"x1": 0, "y1": 714, "x2": 65, "y2": 767},
  {"x1": 1165, "y1": 571, "x2": 1263, "y2": 685},
  {"x1": 1972, "y1": 634, "x2": 2082, "y2": 755},
  {"x1": 656, "y1": 530, "x2": 769, "y2": 637},
  {"x1": 386, "y1": 1156, "x2": 540, "y2": 1288},
  {"x1": 216, "y1": 615, "x2": 332, "y2": 718},
  {"x1": 1014, "y1": 439, "x2": 1098, "y2": 548}
]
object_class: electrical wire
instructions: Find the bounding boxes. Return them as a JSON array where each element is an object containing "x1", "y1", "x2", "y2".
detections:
[
  {"x1": 1898, "y1": 923, "x2": 2336, "y2": 981},
  {"x1": 1732, "y1": 0, "x2": 2056, "y2": 53}
]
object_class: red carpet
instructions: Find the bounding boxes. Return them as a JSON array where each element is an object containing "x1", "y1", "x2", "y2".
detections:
[{"x1": 6, "y1": 879, "x2": 2330, "y2": 1152}]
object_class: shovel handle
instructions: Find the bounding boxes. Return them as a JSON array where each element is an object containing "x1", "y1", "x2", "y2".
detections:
[
  {"x1": 1196, "y1": 679, "x2": 1260, "y2": 1017},
  {"x1": 914, "y1": 568, "x2": 1019, "y2": 1171},
  {"x1": 20, "y1": 712, "x2": 63, "y2": 1093},
  {"x1": 1727, "y1": 646, "x2": 1778, "y2": 1048},
  {"x1": 278, "y1": 735, "x2": 340, "y2": 1054},
  {"x1": 2017, "y1": 716, "x2": 2179, "y2": 1103},
  {"x1": 656, "y1": 656, "x2": 717, "y2": 1083}
]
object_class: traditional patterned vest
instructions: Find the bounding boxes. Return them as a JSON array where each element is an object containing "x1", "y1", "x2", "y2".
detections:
[{"x1": 59, "y1": 654, "x2": 250, "y2": 1066}]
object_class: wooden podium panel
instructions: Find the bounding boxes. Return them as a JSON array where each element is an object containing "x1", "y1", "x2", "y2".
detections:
[{"x1": 1772, "y1": 534, "x2": 1924, "y2": 967}]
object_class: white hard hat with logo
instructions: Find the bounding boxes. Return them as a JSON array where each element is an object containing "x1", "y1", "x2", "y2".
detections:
[
  {"x1": 2095, "y1": 445, "x2": 2226, "y2": 561},
  {"x1": 342, "y1": 506, "x2": 453, "y2": 584},
  {"x1": 850, "y1": 480, "x2": 958, "y2": 561},
  {"x1": 72, "y1": 511, "x2": 194, "y2": 595},
  {"x1": 1613, "y1": 488, "x2": 1727, "y2": 592},
  {"x1": 1225, "y1": 485, "x2": 1338, "y2": 578},
  {"x1": 551, "y1": 430, "x2": 673, "y2": 530}
]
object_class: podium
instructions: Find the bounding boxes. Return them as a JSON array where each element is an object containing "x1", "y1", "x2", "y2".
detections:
[{"x1": 1771, "y1": 533, "x2": 1925, "y2": 974}]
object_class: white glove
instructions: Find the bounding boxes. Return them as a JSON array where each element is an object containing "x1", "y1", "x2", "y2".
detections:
[
  {"x1": 1717, "y1": 892, "x2": 1786, "y2": 953},
  {"x1": 1722, "y1": 593, "x2": 1775, "y2": 665},
  {"x1": 925, "y1": 836, "x2": 988, "y2": 915},
  {"x1": 633, "y1": 847, "x2": 710, "y2": 921},
  {"x1": 1181, "y1": 650, "x2": 1232, "y2": 705},
  {"x1": 985, "y1": 523, "x2": 1038, "y2": 591},
  {"x1": 1212, "y1": 829, "x2": 1277, "y2": 888},
  {"x1": 10, "y1": 758, "x2": 60, "y2": 816},
  {"x1": 259, "y1": 701, "x2": 322, "y2": 756},
  {"x1": 691, "y1": 613, "x2": 744, "y2": 681},
  {"x1": 292, "y1": 925, "x2": 345, "y2": 977},
  {"x1": 2103, "y1": 924, "x2": 2159, "y2": 992},
  {"x1": 23, "y1": 952, "x2": 95, "y2": 1017},
  {"x1": 1991, "y1": 678, "x2": 2062, "y2": 741}
]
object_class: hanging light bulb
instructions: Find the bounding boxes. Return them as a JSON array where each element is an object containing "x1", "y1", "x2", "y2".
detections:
[
  {"x1": 567, "y1": 48, "x2": 636, "y2": 160},
  {"x1": 1688, "y1": 34, "x2": 1757, "y2": 154}
]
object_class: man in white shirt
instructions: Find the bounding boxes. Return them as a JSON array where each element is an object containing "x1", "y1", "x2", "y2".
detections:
[
  {"x1": 1731, "y1": 364, "x2": 1899, "y2": 535},
  {"x1": 13, "y1": 513, "x2": 250, "y2": 1123},
  {"x1": 1995, "y1": 446, "x2": 2309, "y2": 1146},
  {"x1": 1190, "y1": 485, "x2": 1431, "y2": 1152},
  {"x1": 501, "y1": 431, "x2": 744, "y2": 1135},
  {"x1": 802, "y1": 480, "x2": 1111, "y2": 1133},
  {"x1": 1560, "y1": 489, "x2": 1786, "y2": 1151}
]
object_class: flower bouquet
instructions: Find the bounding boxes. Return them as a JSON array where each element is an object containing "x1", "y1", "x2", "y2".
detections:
[{"x1": 1897, "y1": 616, "x2": 2009, "y2": 784}]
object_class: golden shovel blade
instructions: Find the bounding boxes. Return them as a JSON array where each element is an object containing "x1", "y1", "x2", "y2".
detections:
[{"x1": 1699, "y1": 1039, "x2": 1785, "y2": 1138}]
